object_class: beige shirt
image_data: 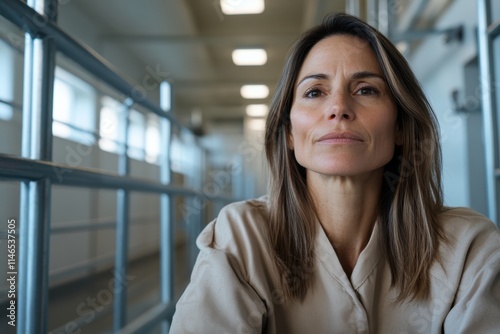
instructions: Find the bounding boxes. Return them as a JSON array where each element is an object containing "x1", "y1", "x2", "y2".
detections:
[{"x1": 170, "y1": 196, "x2": 500, "y2": 333}]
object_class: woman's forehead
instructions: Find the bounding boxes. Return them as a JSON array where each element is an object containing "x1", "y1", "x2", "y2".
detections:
[{"x1": 298, "y1": 35, "x2": 381, "y2": 78}]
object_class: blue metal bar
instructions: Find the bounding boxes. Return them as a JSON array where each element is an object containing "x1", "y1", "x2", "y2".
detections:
[
  {"x1": 114, "y1": 100, "x2": 133, "y2": 332},
  {"x1": 17, "y1": 1, "x2": 57, "y2": 333},
  {"x1": 160, "y1": 81, "x2": 174, "y2": 333},
  {"x1": 20, "y1": 180, "x2": 52, "y2": 333},
  {"x1": 0, "y1": 154, "x2": 239, "y2": 203},
  {"x1": 113, "y1": 188, "x2": 130, "y2": 331},
  {"x1": 17, "y1": 26, "x2": 34, "y2": 334},
  {"x1": 477, "y1": 0, "x2": 499, "y2": 226}
]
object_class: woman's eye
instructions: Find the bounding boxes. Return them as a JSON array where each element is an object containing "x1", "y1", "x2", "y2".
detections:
[
  {"x1": 304, "y1": 88, "x2": 322, "y2": 98},
  {"x1": 356, "y1": 86, "x2": 378, "y2": 95}
]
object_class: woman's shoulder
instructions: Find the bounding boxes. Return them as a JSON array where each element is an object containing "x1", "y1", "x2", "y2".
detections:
[
  {"x1": 194, "y1": 195, "x2": 274, "y2": 283},
  {"x1": 438, "y1": 206, "x2": 499, "y2": 241},
  {"x1": 216, "y1": 195, "x2": 271, "y2": 226},
  {"x1": 436, "y1": 207, "x2": 500, "y2": 278},
  {"x1": 196, "y1": 195, "x2": 271, "y2": 255}
]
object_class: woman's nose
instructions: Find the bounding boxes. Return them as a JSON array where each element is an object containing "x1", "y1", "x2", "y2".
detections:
[{"x1": 326, "y1": 91, "x2": 355, "y2": 121}]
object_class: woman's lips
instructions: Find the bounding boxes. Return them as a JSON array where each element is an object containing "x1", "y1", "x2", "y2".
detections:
[{"x1": 316, "y1": 132, "x2": 364, "y2": 144}]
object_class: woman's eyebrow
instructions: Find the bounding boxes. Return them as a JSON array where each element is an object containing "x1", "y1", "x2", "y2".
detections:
[
  {"x1": 351, "y1": 71, "x2": 385, "y2": 80},
  {"x1": 296, "y1": 71, "x2": 384, "y2": 88},
  {"x1": 296, "y1": 73, "x2": 329, "y2": 87}
]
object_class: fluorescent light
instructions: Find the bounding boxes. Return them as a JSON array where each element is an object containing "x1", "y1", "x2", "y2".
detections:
[
  {"x1": 246, "y1": 104, "x2": 268, "y2": 117},
  {"x1": 221, "y1": 0, "x2": 265, "y2": 15},
  {"x1": 240, "y1": 85, "x2": 269, "y2": 99},
  {"x1": 232, "y1": 49, "x2": 267, "y2": 66}
]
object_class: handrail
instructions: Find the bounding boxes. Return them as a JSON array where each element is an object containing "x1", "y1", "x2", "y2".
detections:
[
  {"x1": 0, "y1": 215, "x2": 159, "y2": 238},
  {"x1": 0, "y1": 0, "x2": 190, "y2": 132},
  {"x1": 0, "y1": 153, "x2": 234, "y2": 200}
]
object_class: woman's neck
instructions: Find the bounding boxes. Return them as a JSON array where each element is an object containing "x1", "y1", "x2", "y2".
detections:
[{"x1": 307, "y1": 169, "x2": 383, "y2": 276}]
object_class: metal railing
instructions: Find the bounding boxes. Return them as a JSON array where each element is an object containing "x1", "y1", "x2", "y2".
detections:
[
  {"x1": 0, "y1": 0, "x2": 237, "y2": 333},
  {"x1": 477, "y1": 0, "x2": 500, "y2": 226}
]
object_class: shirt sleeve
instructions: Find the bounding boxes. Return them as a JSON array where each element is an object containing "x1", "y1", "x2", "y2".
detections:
[
  {"x1": 170, "y1": 222, "x2": 268, "y2": 334},
  {"x1": 444, "y1": 249, "x2": 500, "y2": 333}
]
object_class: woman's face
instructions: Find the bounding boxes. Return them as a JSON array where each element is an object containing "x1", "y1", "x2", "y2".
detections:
[{"x1": 289, "y1": 34, "x2": 400, "y2": 178}]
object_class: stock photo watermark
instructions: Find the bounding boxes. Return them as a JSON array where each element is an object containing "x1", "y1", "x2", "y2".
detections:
[{"x1": 5, "y1": 217, "x2": 17, "y2": 327}]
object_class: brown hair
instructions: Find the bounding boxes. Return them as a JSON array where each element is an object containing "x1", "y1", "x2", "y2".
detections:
[{"x1": 265, "y1": 13, "x2": 445, "y2": 302}]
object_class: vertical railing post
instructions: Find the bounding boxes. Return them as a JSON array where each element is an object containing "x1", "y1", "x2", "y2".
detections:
[
  {"x1": 18, "y1": 1, "x2": 57, "y2": 333},
  {"x1": 113, "y1": 98, "x2": 133, "y2": 332},
  {"x1": 160, "y1": 81, "x2": 174, "y2": 331},
  {"x1": 477, "y1": 0, "x2": 499, "y2": 225}
]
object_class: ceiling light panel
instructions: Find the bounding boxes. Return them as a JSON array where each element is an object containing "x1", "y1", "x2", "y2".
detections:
[
  {"x1": 240, "y1": 85, "x2": 269, "y2": 99},
  {"x1": 232, "y1": 49, "x2": 267, "y2": 66},
  {"x1": 221, "y1": 0, "x2": 265, "y2": 15}
]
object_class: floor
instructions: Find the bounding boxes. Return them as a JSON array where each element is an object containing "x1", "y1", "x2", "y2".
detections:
[{"x1": 0, "y1": 245, "x2": 190, "y2": 334}]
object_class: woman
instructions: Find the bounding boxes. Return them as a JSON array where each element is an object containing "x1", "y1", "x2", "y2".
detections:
[{"x1": 170, "y1": 13, "x2": 500, "y2": 333}]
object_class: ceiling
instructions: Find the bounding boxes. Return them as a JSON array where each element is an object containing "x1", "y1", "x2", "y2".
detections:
[
  {"x1": 69, "y1": 0, "x2": 451, "y2": 135},
  {"x1": 70, "y1": 0, "x2": 347, "y2": 133}
]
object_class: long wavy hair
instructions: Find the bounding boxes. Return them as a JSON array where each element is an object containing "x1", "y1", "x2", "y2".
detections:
[{"x1": 265, "y1": 13, "x2": 445, "y2": 302}]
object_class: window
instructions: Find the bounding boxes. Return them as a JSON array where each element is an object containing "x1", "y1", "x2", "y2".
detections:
[
  {"x1": 99, "y1": 96, "x2": 125, "y2": 154},
  {"x1": 0, "y1": 40, "x2": 14, "y2": 120},
  {"x1": 145, "y1": 114, "x2": 160, "y2": 164},
  {"x1": 99, "y1": 97, "x2": 149, "y2": 161},
  {"x1": 171, "y1": 136, "x2": 184, "y2": 172},
  {"x1": 127, "y1": 109, "x2": 145, "y2": 160},
  {"x1": 171, "y1": 132, "x2": 200, "y2": 174},
  {"x1": 52, "y1": 67, "x2": 96, "y2": 144}
]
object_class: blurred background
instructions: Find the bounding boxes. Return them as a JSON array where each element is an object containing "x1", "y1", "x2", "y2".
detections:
[{"x1": 0, "y1": 0, "x2": 499, "y2": 333}]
